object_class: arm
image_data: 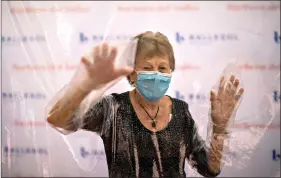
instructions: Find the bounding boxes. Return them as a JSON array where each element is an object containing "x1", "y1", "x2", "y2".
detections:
[
  {"x1": 185, "y1": 105, "x2": 224, "y2": 177},
  {"x1": 186, "y1": 75, "x2": 243, "y2": 176},
  {"x1": 47, "y1": 84, "x2": 91, "y2": 131},
  {"x1": 46, "y1": 43, "x2": 133, "y2": 133},
  {"x1": 206, "y1": 75, "x2": 244, "y2": 174},
  {"x1": 47, "y1": 84, "x2": 110, "y2": 134},
  {"x1": 207, "y1": 126, "x2": 228, "y2": 174}
]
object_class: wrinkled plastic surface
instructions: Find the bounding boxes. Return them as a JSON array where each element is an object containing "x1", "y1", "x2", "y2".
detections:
[
  {"x1": 46, "y1": 40, "x2": 138, "y2": 135},
  {"x1": 2, "y1": 1, "x2": 280, "y2": 177}
]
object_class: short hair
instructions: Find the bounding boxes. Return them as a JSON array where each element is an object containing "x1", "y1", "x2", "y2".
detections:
[{"x1": 127, "y1": 31, "x2": 175, "y2": 85}]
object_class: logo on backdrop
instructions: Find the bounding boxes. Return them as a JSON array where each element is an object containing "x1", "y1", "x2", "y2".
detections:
[
  {"x1": 272, "y1": 149, "x2": 280, "y2": 161},
  {"x1": 80, "y1": 146, "x2": 106, "y2": 160},
  {"x1": 175, "y1": 32, "x2": 238, "y2": 44},
  {"x1": 1, "y1": 35, "x2": 45, "y2": 45},
  {"x1": 117, "y1": 3, "x2": 200, "y2": 12},
  {"x1": 10, "y1": 6, "x2": 90, "y2": 14},
  {"x1": 227, "y1": 3, "x2": 280, "y2": 11},
  {"x1": 175, "y1": 90, "x2": 280, "y2": 129},
  {"x1": 274, "y1": 31, "x2": 280, "y2": 44},
  {"x1": 3, "y1": 146, "x2": 48, "y2": 157},
  {"x1": 2, "y1": 92, "x2": 46, "y2": 100},
  {"x1": 176, "y1": 90, "x2": 281, "y2": 104},
  {"x1": 79, "y1": 32, "x2": 134, "y2": 44},
  {"x1": 175, "y1": 90, "x2": 207, "y2": 103},
  {"x1": 238, "y1": 63, "x2": 280, "y2": 71},
  {"x1": 273, "y1": 90, "x2": 280, "y2": 103}
]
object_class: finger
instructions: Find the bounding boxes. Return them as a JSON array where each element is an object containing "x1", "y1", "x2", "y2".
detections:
[
  {"x1": 210, "y1": 89, "x2": 217, "y2": 102},
  {"x1": 234, "y1": 88, "x2": 244, "y2": 101},
  {"x1": 108, "y1": 47, "x2": 118, "y2": 61},
  {"x1": 224, "y1": 82, "x2": 233, "y2": 97},
  {"x1": 219, "y1": 76, "x2": 225, "y2": 86},
  {"x1": 238, "y1": 88, "x2": 244, "y2": 96},
  {"x1": 226, "y1": 81, "x2": 236, "y2": 96},
  {"x1": 233, "y1": 79, "x2": 240, "y2": 94},
  {"x1": 93, "y1": 45, "x2": 101, "y2": 62},
  {"x1": 210, "y1": 89, "x2": 218, "y2": 111},
  {"x1": 234, "y1": 79, "x2": 239, "y2": 89},
  {"x1": 81, "y1": 57, "x2": 92, "y2": 68},
  {"x1": 101, "y1": 43, "x2": 109, "y2": 59},
  {"x1": 218, "y1": 76, "x2": 225, "y2": 97},
  {"x1": 230, "y1": 75, "x2": 235, "y2": 84},
  {"x1": 115, "y1": 67, "x2": 134, "y2": 77}
]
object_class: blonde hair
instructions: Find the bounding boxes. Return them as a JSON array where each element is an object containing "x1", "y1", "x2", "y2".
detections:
[{"x1": 127, "y1": 31, "x2": 175, "y2": 85}]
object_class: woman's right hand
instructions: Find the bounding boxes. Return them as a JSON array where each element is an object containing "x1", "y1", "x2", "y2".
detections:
[{"x1": 80, "y1": 43, "x2": 134, "y2": 91}]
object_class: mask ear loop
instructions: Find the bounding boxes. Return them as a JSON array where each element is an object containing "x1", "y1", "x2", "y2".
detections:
[
  {"x1": 133, "y1": 82, "x2": 137, "y2": 88},
  {"x1": 129, "y1": 70, "x2": 137, "y2": 87}
]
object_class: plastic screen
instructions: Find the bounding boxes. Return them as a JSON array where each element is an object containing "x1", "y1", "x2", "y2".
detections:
[{"x1": 1, "y1": 1, "x2": 280, "y2": 177}]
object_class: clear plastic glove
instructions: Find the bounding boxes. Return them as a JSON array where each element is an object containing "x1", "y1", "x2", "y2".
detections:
[
  {"x1": 210, "y1": 75, "x2": 244, "y2": 133},
  {"x1": 76, "y1": 43, "x2": 135, "y2": 92}
]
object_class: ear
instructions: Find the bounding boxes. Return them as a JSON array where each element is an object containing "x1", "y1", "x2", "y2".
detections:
[{"x1": 128, "y1": 71, "x2": 137, "y2": 85}]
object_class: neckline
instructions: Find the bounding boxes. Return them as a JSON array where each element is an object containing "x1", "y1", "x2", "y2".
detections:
[{"x1": 126, "y1": 91, "x2": 175, "y2": 134}]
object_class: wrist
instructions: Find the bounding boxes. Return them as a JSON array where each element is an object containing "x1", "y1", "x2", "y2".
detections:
[
  {"x1": 212, "y1": 132, "x2": 228, "y2": 140},
  {"x1": 79, "y1": 78, "x2": 103, "y2": 92},
  {"x1": 213, "y1": 124, "x2": 227, "y2": 134}
]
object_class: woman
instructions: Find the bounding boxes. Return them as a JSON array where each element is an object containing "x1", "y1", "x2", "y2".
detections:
[{"x1": 47, "y1": 31, "x2": 244, "y2": 177}]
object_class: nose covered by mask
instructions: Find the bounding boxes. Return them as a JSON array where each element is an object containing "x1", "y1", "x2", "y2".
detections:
[{"x1": 135, "y1": 71, "x2": 172, "y2": 102}]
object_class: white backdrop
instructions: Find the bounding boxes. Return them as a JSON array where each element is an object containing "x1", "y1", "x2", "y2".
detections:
[{"x1": 1, "y1": 1, "x2": 280, "y2": 177}]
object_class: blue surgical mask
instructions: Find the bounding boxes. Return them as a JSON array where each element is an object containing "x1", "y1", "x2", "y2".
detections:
[{"x1": 136, "y1": 71, "x2": 172, "y2": 102}]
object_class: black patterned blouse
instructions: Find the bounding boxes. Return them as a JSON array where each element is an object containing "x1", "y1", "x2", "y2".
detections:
[{"x1": 71, "y1": 91, "x2": 220, "y2": 178}]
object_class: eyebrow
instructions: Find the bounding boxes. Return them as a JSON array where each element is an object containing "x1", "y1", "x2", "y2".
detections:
[
  {"x1": 159, "y1": 62, "x2": 169, "y2": 65},
  {"x1": 141, "y1": 61, "x2": 153, "y2": 66},
  {"x1": 142, "y1": 59, "x2": 169, "y2": 65}
]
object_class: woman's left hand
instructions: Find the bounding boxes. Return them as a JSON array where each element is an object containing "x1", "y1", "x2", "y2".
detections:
[{"x1": 210, "y1": 75, "x2": 244, "y2": 133}]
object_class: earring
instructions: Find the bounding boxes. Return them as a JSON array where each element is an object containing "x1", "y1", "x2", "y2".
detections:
[{"x1": 131, "y1": 80, "x2": 136, "y2": 87}]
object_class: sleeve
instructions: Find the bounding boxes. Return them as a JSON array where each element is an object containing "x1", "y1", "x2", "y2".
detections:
[
  {"x1": 184, "y1": 103, "x2": 221, "y2": 177},
  {"x1": 67, "y1": 95, "x2": 114, "y2": 136}
]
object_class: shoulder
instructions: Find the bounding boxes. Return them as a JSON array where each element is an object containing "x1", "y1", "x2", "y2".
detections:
[
  {"x1": 170, "y1": 97, "x2": 195, "y2": 125},
  {"x1": 99, "y1": 91, "x2": 129, "y2": 106},
  {"x1": 110, "y1": 91, "x2": 130, "y2": 103},
  {"x1": 170, "y1": 97, "x2": 190, "y2": 111},
  {"x1": 111, "y1": 91, "x2": 129, "y2": 99}
]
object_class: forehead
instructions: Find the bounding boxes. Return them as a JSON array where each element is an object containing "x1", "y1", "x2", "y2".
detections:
[{"x1": 135, "y1": 55, "x2": 169, "y2": 65}]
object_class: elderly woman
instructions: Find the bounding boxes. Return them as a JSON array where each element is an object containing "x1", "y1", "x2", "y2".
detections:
[{"x1": 47, "y1": 31, "x2": 244, "y2": 177}]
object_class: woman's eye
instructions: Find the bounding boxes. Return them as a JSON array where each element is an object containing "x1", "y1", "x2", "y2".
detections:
[
  {"x1": 159, "y1": 67, "x2": 167, "y2": 70},
  {"x1": 143, "y1": 67, "x2": 151, "y2": 70}
]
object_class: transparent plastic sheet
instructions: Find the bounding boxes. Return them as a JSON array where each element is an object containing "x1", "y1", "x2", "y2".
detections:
[
  {"x1": 44, "y1": 40, "x2": 138, "y2": 173},
  {"x1": 46, "y1": 40, "x2": 138, "y2": 135},
  {"x1": 2, "y1": 1, "x2": 280, "y2": 177},
  {"x1": 208, "y1": 64, "x2": 245, "y2": 168},
  {"x1": 45, "y1": 62, "x2": 276, "y2": 177},
  {"x1": 183, "y1": 64, "x2": 279, "y2": 177},
  {"x1": 181, "y1": 63, "x2": 244, "y2": 177}
]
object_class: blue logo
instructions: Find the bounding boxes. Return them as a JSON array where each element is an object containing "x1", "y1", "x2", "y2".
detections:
[
  {"x1": 274, "y1": 31, "x2": 280, "y2": 44},
  {"x1": 3, "y1": 146, "x2": 48, "y2": 155},
  {"x1": 2, "y1": 92, "x2": 46, "y2": 100},
  {"x1": 2, "y1": 35, "x2": 45, "y2": 44},
  {"x1": 273, "y1": 90, "x2": 280, "y2": 103},
  {"x1": 175, "y1": 90, "x2": 207, "y2": 103},
  {"x1": 79, "y1": 32, "x2": 133, "y2": 43},
  {"x1": 272, "y1": 149, "x2": 280, "y2": 161},
  {"x1": 175, "y1": 32, "x2": 238, "y2": 44},
  {"x1": 80, "y1": 146, "x2": 105, "y2": 159}
]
